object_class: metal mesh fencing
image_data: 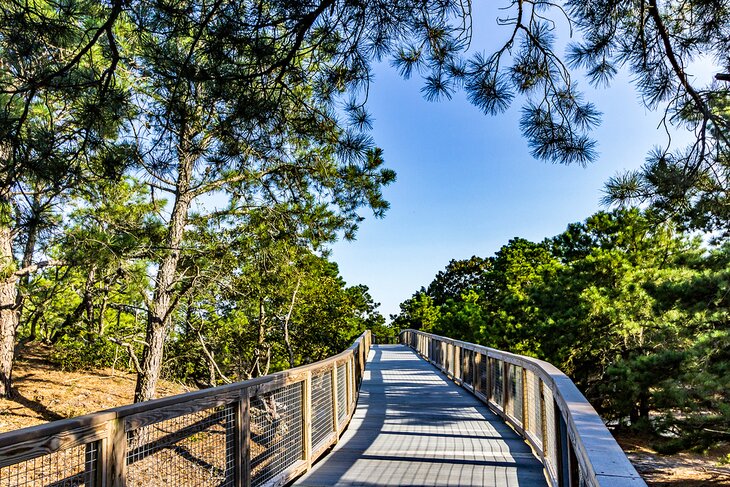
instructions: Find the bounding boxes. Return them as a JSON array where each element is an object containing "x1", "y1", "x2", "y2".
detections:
[
  {"x1": 491, "y1": 358, "x2": 503, "y2": 407},
  {"x1": 462, "y1": 349, "x2": 474, "y2": 386},
  {"x1": 453, "y1": 346, "x2": 459, "y2": 377},
  {"x1": 543, "y1": 385, "x2": 558, "y2": 481},
  {"x1": 504, "y1": 364, "x2": 514, "y2": 418},
  {"x1": 579, "y1": 464, "x2": 587, "y2": 487},
  {"x1": 126, "y1": 404, "x2": 234, "y2": 487},
  {"x1": 512, "y1": 366, "x2": 524, "y2": 427},
  {"x1": 0, "y1": 443, "x2": 97, "y2": 487},
  {"x1": 349, "y1": 359, "x2": 356, "y2": 410},
  {"x1": 452, "y1": 346, "x2": 457, "y2": 378},
  {"x1": 311, "y1": 369, "x2": 334, "y2": 450},
  {"x1": 526, "y1": 370, "x2": 543, "y2": 449},
  {"x1": 337, "y1": 364, "x2": 348, "y2": 425},
  {"x1": 250, "y1": 382, "x2": 304, "y2": 487},
  {"x1": 478, "y1": 353, "x2": 488, "y2": 395}
]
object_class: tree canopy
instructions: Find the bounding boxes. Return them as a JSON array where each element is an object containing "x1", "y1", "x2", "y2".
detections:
[
  {"x1": 0, "y1": 0, "x2": 728, "y2": 447},
  {"x1": 393, "y1": 209, "x2": 729, "y2": 452}
]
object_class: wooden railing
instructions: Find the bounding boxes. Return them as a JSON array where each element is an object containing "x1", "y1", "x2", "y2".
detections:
[
  {"x1": 0, "y1": 331, "x2": 371, "y2": 487},
  {"x1": 399, "y1": 329, "x2": 646, "y2": 487}
]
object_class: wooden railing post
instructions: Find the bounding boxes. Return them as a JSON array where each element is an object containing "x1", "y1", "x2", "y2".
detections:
[
  {"x1": 106, "y1": 417, "x2": 126, "y2": 487},
  {"x1": 237, "y1": 390, "x2": 251, "y2": 487},
  {"x1": 522, "y1": 368, "x2": 529, "y2": 431}
]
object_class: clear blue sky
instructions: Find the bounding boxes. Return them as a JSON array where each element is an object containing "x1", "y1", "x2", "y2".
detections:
[{"x1": 329, "y1": 6, "x2": 713, "y2": 321}]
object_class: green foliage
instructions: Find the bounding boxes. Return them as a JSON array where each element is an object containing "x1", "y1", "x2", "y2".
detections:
[
  {"x1": 390, "y1": 291, "x2": 441, "y2": 333},
  {"x1": 51, "y1": 334, "x2": 120, "y2": 372},
  {"x1": 394, "y1": 208, "x2": 730, "y2": 451},
  {"x1": 163, "y1": 249, "x2": 382, "y2": 386}
]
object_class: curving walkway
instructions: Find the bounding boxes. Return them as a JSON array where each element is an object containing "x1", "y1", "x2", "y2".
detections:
[{"x1": 294, "y1": 345, "x2": 548, "y2": 487}]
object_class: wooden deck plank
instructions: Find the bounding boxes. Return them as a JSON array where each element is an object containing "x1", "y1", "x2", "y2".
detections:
[{"x1": 294, "y1": 345, "x2": 548, "y2": 487}]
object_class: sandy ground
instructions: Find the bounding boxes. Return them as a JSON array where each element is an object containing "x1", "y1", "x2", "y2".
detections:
[
  {"x1": 0, "y1": 344, "x2": 190, "y2": 433},
  {"x1": 617, "y1": 434, "x2": 730, "y2": 486}
]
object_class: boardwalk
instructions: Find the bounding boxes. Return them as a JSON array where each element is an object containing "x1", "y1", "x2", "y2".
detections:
[{"x1": 295, "y1": 344, "x2": 548, "y2": 487}]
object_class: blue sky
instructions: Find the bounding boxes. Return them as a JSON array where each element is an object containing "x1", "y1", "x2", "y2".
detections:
[{"x1": 329, "y1": 6, "x2": 713, "y2": 320}]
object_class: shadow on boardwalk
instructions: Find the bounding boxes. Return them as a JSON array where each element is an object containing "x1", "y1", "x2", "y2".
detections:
[{"x1": 295, "y1": 345, "x2": 547, "y2": 487}]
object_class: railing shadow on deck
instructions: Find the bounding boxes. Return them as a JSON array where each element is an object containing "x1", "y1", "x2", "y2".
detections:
[
  {"x1": 400, "y1": 329, "x2": 647, "y2": 487},
  {"x1": 297, "y1": 344, "x2": 546, "y2": 487},
  {"x1": 0, "y1": 331, "x2": 372, "y2": 487}
]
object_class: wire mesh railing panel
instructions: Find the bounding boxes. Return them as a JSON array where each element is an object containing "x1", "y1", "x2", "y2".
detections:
[
  {"x1": 526, "y1": 370, "x2": 543, "y2": 449},
  {"x1": 491, "y1": 358, "x2": 503, "y2": 407},
  {"x1": 337, "y1": 364, "x2": 347, "y2": 425},
  {"x1": 579, "y1": 464, "x2": 590, "y2": 487},
  {"x1": 479, "y1": 353, "x2": 488, "y2": 395},
  {"x1": 250, "y1": 382, "x2": 304, "y2": 487},
  {"x1": 462, "y1": 349, "x2": 474, "y2": 386},
  {"x1": 0, "y1": 443, "x2": 97, "y2": 487},
  {"x1": 311, "y1": 369, "x2": 334, "y2": 450},
  {"x1": 126, "y1": 404, "x2": 234, "y2": 487},
  {"x1": 543, "y1": 384, "x2": 558, "y2": 481},
  {"x1": 454, "y1": 346, "x2": 459, "y2": 377},
  {"x1": 504, "y1": 364, "x2": 514, "y2": 418},
  {"x1": 350, "y1": 359, "x2": 356, "y2": 409},
  {"x1": 512, "y1": 366, "x2": 524, "y2": 427}
]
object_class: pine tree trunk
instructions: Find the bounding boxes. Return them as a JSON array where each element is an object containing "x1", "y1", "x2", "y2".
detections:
[
  {"x1": 20, "y1": 194, "x2": 39, "y2": 341},
  {"x1": 134, "y1": 154, "x2": 194, "y2": 403},
  {"x1": 0, "y1": 222, "x2": 18, "y2": 398},
  {"x1": 639, "y1": 391, "x2": 650, "y2": 422},
  {"x1": 250, "y1": 299, "x2": 271, "y2": 378},
  {"x1": 283, "y1": 278, "x2": 300, "y2": 369}
]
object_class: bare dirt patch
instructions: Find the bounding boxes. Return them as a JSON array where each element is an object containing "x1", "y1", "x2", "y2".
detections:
[
  {"x1": 617, "y1": 433, "x2": 730, "y2": 486},
  {"x1": 0, "y1": 343, "x2": 190, "y2": 434}
]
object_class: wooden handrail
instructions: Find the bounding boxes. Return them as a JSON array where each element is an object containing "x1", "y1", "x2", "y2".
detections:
[
  {"x1": 399, "y1": 329, "x2": 646, "y2": 487},
  {"x1": 0, "y1": 330, "x2": 372, "y2": 487}
]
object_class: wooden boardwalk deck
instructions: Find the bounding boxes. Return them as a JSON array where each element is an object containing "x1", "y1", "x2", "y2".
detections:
[{"x1": 294, "y1": 344, "x2": 548, "y2": 486}]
